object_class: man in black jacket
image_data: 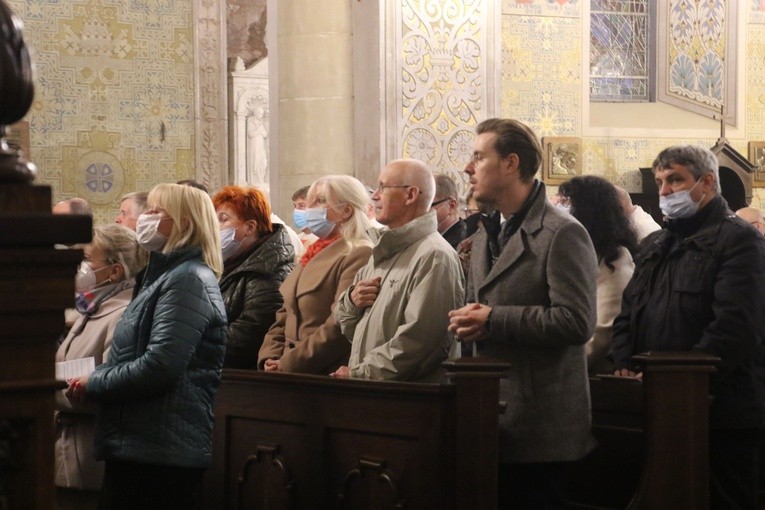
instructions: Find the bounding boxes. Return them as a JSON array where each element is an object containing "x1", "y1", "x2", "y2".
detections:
[{"x1": 612, "y1": 145, "x2": 765, "y2": 510}]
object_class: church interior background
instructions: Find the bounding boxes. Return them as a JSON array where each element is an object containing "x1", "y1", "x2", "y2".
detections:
[{"x1": 7, "y1": 0, "x2": 765, "y2": 223}]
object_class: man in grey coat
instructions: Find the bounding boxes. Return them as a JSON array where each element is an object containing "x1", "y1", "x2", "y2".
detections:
[{"x1": 449, "y1": 118, "x2": 598, "y2": 508}]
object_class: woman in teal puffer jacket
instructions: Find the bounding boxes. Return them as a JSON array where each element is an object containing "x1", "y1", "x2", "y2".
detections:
[{"x1": 66, "y1": 183, "x2": 227, "y2": 509}]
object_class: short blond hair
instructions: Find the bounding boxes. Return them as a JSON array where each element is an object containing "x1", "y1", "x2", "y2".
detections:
[{"x1": 91, "y1": 224, "x2": 147, "y2": 279}]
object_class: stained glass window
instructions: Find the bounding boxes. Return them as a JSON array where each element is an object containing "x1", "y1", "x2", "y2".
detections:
[{"x1": 590, "y1": 0, "x2": 652, "y2": 102}]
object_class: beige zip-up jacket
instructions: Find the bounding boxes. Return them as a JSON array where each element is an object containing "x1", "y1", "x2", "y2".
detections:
[{"x1": 336, "y1": 211, "x2": 464, "y2": 382}]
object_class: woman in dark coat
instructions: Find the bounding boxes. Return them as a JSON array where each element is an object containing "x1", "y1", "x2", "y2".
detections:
[{"x1": 212, "y1": 185, "x2": 294, "y2": 369}]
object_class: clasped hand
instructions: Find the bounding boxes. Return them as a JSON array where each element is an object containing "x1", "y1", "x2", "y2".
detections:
[{"x1": 448, "y1": 303, "x2": 492, "y2": 343}]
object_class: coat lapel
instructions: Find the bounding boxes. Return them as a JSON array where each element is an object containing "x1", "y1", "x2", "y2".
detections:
[{"x1": 475, "y1": 183, "x2": 547, "y2": 293}]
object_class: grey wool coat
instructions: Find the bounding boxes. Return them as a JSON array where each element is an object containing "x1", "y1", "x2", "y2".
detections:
[{"x1": 467, "y1": 181, "x2": 598, "y2": 464}]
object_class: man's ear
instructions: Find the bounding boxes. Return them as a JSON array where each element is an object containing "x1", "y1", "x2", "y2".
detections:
[
  {"x1": 501, "y1": 153, "x2": 519, "y2": 177},
  {"x1": 405, "y1": 186, "x2": 421, "y2": 205}
]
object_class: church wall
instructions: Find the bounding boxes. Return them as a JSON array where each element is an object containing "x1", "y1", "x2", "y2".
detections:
[
  {"x1": 501, "y1": 1, "x2": 765, "y2": 207},
  {"x1": 8, "y1": 0, "x2": 196, "y2": 224}
]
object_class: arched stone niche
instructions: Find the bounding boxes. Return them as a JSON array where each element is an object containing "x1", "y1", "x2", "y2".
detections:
[{"x1": 229, "y1": 57, "x2": 269, "y2": 190}]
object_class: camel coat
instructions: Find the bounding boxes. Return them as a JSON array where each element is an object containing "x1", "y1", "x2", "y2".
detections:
[
  {"x1": 468, "y1": 182, "x2": 598, "y2": 464},
  {"x1": 258, "y1": 239, "x2": 372, "y2": 374},
  {"x1": 54, "y1": 287, "x2": 132, "y2": 490}
]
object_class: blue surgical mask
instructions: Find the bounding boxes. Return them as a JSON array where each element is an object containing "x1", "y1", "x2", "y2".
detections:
[
  {"x1": 293, "y1": 209, "x2": 308, "y2": 230},
  {"x1": 659, "y1": 179, "x2": 704, "y2": 219},
  {"x1": 304, "y1": 207, "x2": 337, "y2": 239},
  {"x1": 220, "y1": 227, "x2": 243, "y2": 260}
]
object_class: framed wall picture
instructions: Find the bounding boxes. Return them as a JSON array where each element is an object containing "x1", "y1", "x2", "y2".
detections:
[
  {"x1": 542, "y1": 136, "x2": 582, "y2": 185},
  {"x1": 5, "y1": 121, "x2": 31, "y2": 159},
  {"x1": 748, "y1": 141, "x2": 765, "y2": 187}
]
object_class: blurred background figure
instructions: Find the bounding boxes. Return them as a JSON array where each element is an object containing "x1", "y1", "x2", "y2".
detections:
[
  {"x1": 615, "y1": 186, "x2": 660, "y2": 242},
  {"x1": 736, "y1": 206, "x2": 765, "y2": 237},
  {"x1": 114, "y1": 191, "x2": 148, "y2": 232},
  {"x1": 65, "y1": 183, "x2": 227, "y2": 510},
  {"x1": 212, "y1": 185, "x2": 294, "y2": 369},
  {"x1": 291, "y1": 185, "x2": 318, "y2": 250},
  {"x1": 557, "y1": 176, "x2": 638, "y2": 373},
  {"x1": 55, "y1": 225, "x2": 145, "y2": 510},
  {"x1": 258, "y1": 175, "x2": 373, "y2": 374},
  {"x1": 432, "y1": 173, "x2": 467, "y2": 249},
  {"x1": 53, "y1": 197, "x2": 92, "y2": 216},
  {"x1": 177, "y1": 179, "x2": 209, "y2": 194}
]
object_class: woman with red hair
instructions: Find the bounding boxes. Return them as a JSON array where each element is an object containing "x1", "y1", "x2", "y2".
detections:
[{"x1": 212, "y1": 186, "x2": 295, "y2": 368}]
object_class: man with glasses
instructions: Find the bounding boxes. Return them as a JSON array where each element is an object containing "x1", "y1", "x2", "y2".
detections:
[
  {"x1": 432, "y1": 173, "x2": 467, "y2": 248},
  {"x1": 332, "y1": 159, "x2": 464, "y2": 382},
  {"x1": 448, "y1": 118, "x2": 598, "y2": 508}
]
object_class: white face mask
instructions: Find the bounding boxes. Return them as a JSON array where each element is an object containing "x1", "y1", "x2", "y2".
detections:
[
  {"x1": 555, "y1": 203, "x2": 572, "y2": 214},
  {"x1": 220, "y1": 226, "x2": 243, "y2": 260},
  {"x1": 75, "y1": 262, "x2": 112, "y2": 294},
  {"x1": 659, "y1": 178, "x2": 704, "y2": 220},
  {"x1": 136, "y1": 213, "x2": 168, "y2": 252}
]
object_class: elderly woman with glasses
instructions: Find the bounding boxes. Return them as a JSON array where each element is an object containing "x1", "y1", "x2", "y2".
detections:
[{"x1": 55, "y1": 224, "x2": 145, "y2": 510}]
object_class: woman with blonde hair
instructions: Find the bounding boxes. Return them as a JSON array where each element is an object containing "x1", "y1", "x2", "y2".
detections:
[
  {"x1": 66, "y1": 183, "x2": 227, "y2": 509},
  {"x1": 55, "y1": 224, "x2": 144, "y2": 509},
  {"x1": 258, "y1": 175, "x2": 373, "y2": 374}
]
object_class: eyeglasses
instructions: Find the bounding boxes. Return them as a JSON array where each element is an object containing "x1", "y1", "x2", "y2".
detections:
[
  {"x1": 431, "y1": 198, "x2": 450, "y2": 208},
  {"x1": 374, "y1": 184, "x2": 412, "y2": 194},
  {"x1": 555, "y1": 194, "x2": 571, "y2": 207}
]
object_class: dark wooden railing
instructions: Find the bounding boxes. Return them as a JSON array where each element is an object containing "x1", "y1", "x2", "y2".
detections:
[
  {"x1": 204, "y1": 352, "x2": 721, "y2": 510},
  {"x1": 202, "y1": 358, "x2": 510, "y2": 510}
]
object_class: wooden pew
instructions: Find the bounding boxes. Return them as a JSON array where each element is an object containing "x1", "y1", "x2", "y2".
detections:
[
  {"x1": 202, "y1": 358, "x2": 509, "y2": 510},
  {"x1": 565, "y1": 351, "x2": 719, "y2": 510}
]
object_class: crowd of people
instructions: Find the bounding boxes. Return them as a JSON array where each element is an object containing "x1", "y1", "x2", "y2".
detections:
[{"x1": 50, "y1": 117, "x2": 765, "y2": 509}]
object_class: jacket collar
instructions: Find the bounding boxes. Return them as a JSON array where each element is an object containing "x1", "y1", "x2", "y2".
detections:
[
  {"x1": 221, "y1": 224, "x2": 292, "y2": 280},
  {"x1": 474, "y1": 180, "x2": 547, "y2": 289},
  {"x1": 136, "y1": 246, "x2": 203, "y2": 295},
  {"x1": 640, "y1": 196, "x2": 733, "y2": 260},
  {"x1": 371, "y1": 210, "x2": 437, "y2": 263}
]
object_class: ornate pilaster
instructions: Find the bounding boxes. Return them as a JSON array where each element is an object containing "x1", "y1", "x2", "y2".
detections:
[{"x1": 193, "y1": 0, "x2": 228, "y2": 192}]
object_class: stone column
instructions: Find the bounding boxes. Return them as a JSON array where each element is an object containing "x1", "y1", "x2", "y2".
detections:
[{"x1": 271, "y1": 0, "x2": 355, "y2": 219}]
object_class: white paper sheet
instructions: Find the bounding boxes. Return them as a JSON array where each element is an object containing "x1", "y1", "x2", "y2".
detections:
[{"x1": 55, "y1": 357, "x2": 96, "y2": 381}]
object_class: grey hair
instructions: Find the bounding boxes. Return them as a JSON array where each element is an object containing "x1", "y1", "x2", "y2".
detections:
[
  {"x1": 92, "y1": 224, "x2": 147, "y2": 280},
  {"x1": 652, "y1": 145, "x2": 721, "y2": 193},
  {"x1": 121, "y1": 191, "x2": 149, "y2": 215},
  {"x1": 434, "y1": 173, "x2": 459, "y2": 201}
]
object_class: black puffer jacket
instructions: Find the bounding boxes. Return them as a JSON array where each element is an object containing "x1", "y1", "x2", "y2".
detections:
[
  {"x1": 612, "y1": 196, "x2": 765, "y2": 429},
  {"x1": 219, "y1": 224, "x2": 294, "y2": 369}
]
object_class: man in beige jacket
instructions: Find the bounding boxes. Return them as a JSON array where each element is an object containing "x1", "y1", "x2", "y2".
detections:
[{"x1": 332, "y1": 159, "x2": 464, "y2": 382}]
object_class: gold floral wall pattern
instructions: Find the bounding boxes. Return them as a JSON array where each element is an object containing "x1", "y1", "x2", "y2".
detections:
[{"x1": 389, "y1": 0, "x2": 499, "y2": 193}]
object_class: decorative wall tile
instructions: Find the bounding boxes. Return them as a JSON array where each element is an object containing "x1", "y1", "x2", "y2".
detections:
[
  {"x1": 386, "y1": 0, "x2": 499, "y2": 195},
  {"x1": 501, "y1": 15, "x2": 581, "y2": 137},
  {"x1": 502, "y1": 0, "x2": 580, "y2": 18},
  {"x1": 8, "y1": 0, "x2": 195, "y2": 223}
]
